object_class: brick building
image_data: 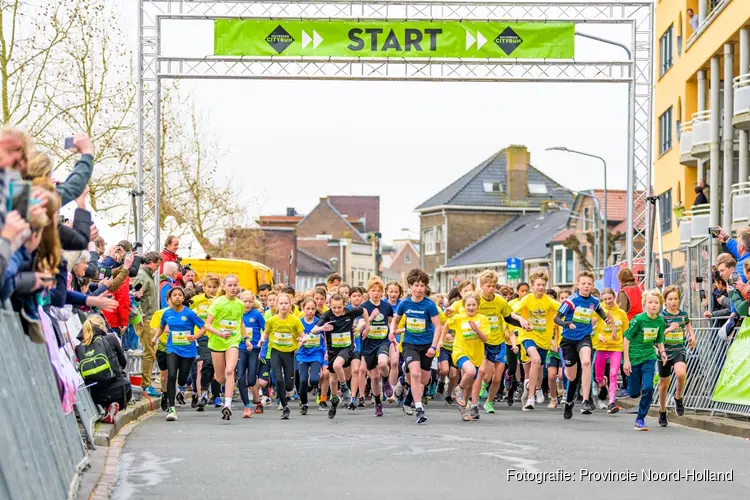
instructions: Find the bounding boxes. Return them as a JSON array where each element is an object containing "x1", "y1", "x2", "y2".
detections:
[
  {"x1": 415, "y1": 145, "x2": 574, "y2": 291},
  {"x1": 382, "y1": 239, "x2": 420, "y2": 287}
]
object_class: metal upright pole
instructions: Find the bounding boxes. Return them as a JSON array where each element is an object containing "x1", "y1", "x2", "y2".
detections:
[
  {"x1": 710, "y1": 56, "x2": 721, "y2": 257},
  {"x1": 723, "y1": 43, "x2": 735, "y2": 230},
  {"x1": 626, "y1": 80, "x2": 636, "y2": 267},
  {"x1": 741, "y1": 29, "x2": 750, "y2": 184},
  {"x1": 136, "y1": 0, "x2": 144, "y2": 245}
]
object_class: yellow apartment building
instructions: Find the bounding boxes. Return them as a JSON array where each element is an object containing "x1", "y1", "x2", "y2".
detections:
[{"x1": 654, "y1": 0, "x2": 750, "y2": 252}]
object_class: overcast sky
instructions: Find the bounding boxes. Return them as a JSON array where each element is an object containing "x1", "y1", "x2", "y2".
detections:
[{"x1": 122, "y1": 4, "x2": 633, "y2": 244}]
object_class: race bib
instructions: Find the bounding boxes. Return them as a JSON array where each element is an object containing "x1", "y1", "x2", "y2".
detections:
[
  {"x1": 604, "y1": 320, "x2": 622, "y2": 334},
  {"x1": 219, "y1": 319, "x2": 239, "y2": 336},
  {"x1": 529, "y1": 316, "x2": 547, "y2": 333},
  {"x1": 406, "y1": 317, "x2": 426, "y2": 333},
  {"x1": 369, "y1": 325, "x2": 388, "y2": 340},
  {"x1": 488, "y1": 316, "x2": 500, "y2": 331},
  {"x1": 304, "y1": 333, "x2": 321, "y2": 348},
  {"x1": 643, "y1": 327, "x2": 659, "y2": 341},
  {"x1": 443, "y1": 335, "x2": 454, "y2": 350},
  {"x1": 461, "y1": 321, "x2": 478, "y2": 341},
  {"x1": 572, "y1": 306, "x2": 594, "y2": 324},
  {"x1": 172, "y1": 330, "x2": 191, "y2": 346},
  {"x1": 664, "y1": 328, "x2": 684, "y2": 343},
  {"x1": 198, "y1": 303, "x2": 210, "y2": 313},
  {"x1": 274, "y1": 331, "x2": 293, "y2": 348},
  {"x1": 331, "y1": 331, "x2": 351, "y2": 348}
]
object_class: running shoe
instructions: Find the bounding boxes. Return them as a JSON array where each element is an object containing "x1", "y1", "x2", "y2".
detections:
[
  {"x1": 415, "y1": 407, "x2": 427, "y2": 424},
  {"x1": 675, "y1": 397, "x2": 685, "y2": 416},
  {"x1": 221, "y1": 405, "x2": 232, "y2": 421},
  {"x1": 277, "y1": 401, "x2": 283, "y2": 411},
  {"x1": 452, "y1": 386, "x2": 466, "y2": 407},
  {"x1": 319, "y1": 402, "x2": 328, "y2": 411},
  {"x1": 300, "y1": 404, "x2": 308, "y2": 416},
  {"x1": 535, "y1": 389, "x2": 545, "y2": 404},
  {"x1": 507, "y1": 388, "x2": 515, "y2": 407},
  {"x1": 281, "y1": 406, "x2": 291, "y2": 420},
  {"x1": 291, "y1": 391, "x2": 300, "y2": 400},
  {"x1": 617, "y1": 388, "x2": 630, "y2": 398},
  {"x1": 563, "y1": 401, "x2": 574, "y2": 420},
  {"x1": 160, "y1": 396, "x2": 168, "y2": 412},
  {"x1": 103, "y1": 402, "x2": 119, "y2": 424},
  {"x1": 394, "y1": 380, "x2": 404, "y2": 398},
  {"x1": 421, "y1": 396, "x2": 430, "y2": 405},
  {"x1": 191, "y1": 394, "x2": 198, "y2": 409},
  {"x1": 357, "y1": 397, "x2": 366, "y2": 408},
  {"x1": 548, "y1": 399, "x2": 558, "y2": 409},
  {"x1": 176, "y1": 391, "x2": 186, "y2": 406},
  {"x1": 386, "y1": 395, "x2": 397, "y2": 404},
  {"x1": 383, "y1": 379, "x2": 394, "y2": 399},
  {"x1": 347, "y1": 400, "x2": 357, "y2": 411},
  {"x1": 523, "y1": 398, "x2": 535, "y2": 411},
  {"x1": 581, "y1": 399, "x2": 595, "y2": 415},
  {"x1": 242, "y1": 407, "x2": 253, "y2": 419},
  {"x1": 166, "y1": 407, "x2": 177, "y2": 422},
  {"x1": 634, "y1": 418, "x2": 648, "y2": 431},
  {"x1": 375, "y1": 403, "x2": 383, "y2": 417},
  {"x1": 483, "y1": 401, "x2": 495, "y2": 414},
  {"x1": 607, "y1": 403, "x2": 619, "y2": 414},
  {"x1": 403, "y1": 404, "x2": 414, "y2": 416},
  {"x1": 328, "y1": 395, "x2": 340, "y2": 419},
  {"x1": 444, "y1": 396, "x2": 455, "y2": 406},
  {"x1": 197, "y1": 394, "x2": 208, "y2": 412},
  {"x1": 469, "y1": 405, "x2": 480, "y2": 420},
  {"x1": 658, "y1": 411, "x2": 668, "y2": 427},
  {"x1": 214, "y1": 397, "x2": 222, "y2": 408},
  {"x1": 598, "y1": 382, "x2": 608, "y2": 401},
  {"x1": 458, "y1": 403, "x2": 470, "y2": 421},
  {"x1": 521, "y1": 380, "x2": 530, "y2": 407},
  {"x1": 144, "y1": 386, "x2": 161, "y2": 397},
  {"x1": 598, "y1": 398, "x2": 608, "y2": 410},
  {"x1": 479, "y1": 381, "x2": 488, "y2": 400},
  {"x1": 342, "y1": 385, "x2": 352, "y2": 404},
  {"x1": 255, "y1": 402, "x2": 264, "y2": 414}
]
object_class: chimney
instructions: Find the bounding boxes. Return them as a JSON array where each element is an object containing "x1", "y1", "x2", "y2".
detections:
[
  {"x1": 286, "y1": 207, "x2": 297, "y2": 216},
  {"x1": 506, "y1": 145, "x2": 529, "y2": 201}
]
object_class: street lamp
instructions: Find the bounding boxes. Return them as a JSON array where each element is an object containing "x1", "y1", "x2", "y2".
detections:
[{"x1": 546, "y1": 147, "x2": 609, "y2": 273}]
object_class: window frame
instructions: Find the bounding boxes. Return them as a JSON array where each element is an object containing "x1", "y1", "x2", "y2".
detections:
[
  {"x1": 659, "y1": 189, "x2": 673, "y2": 235},
  {"x1": 423, "y1": 228, "x2": 436, "y2": 255},
  {"x1": 659, "y1": 107, "x2": 673, "y2": 155},
  {"x1": 660, "y1": 24, "x2": 674, "y2": 76},
  {"x1": 404, "y1": 253, "x2": 412, "y2": 264}
]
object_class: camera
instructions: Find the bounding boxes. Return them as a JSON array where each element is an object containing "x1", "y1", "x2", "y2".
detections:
[
  {"x1": 98, "y1": 267, "x2": 112, "y2": 280},
  {"x1": 709, "y1": 226, "x2": 721, "y2": 238}
]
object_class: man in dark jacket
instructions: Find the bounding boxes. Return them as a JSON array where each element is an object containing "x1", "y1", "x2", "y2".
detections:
[{"x1": 133, "y1": 251, "x2": 160, "y2": 395}]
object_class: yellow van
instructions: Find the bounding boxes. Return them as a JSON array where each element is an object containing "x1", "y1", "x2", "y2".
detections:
[{"x1": 180, "y1": 257, "x2": 275, "y2": 294}]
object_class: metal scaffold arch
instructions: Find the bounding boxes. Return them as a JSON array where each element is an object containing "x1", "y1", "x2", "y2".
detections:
[{"x1": 138, "y1": 0, "x2": 653, "y2": 273}]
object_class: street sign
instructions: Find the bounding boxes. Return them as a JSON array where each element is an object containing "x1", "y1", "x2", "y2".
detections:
[
  {"x1": 214, "y1": 19, "x2": 575, "y2": 59},
  {"x1": 506, "y1": 257, "x2": 521, "y2": 280}
]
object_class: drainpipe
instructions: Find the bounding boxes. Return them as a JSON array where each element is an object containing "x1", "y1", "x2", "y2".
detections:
[
  {"x1": 698, "y1": 70, "x2": 707, "y2": 181},
  {"x1": 723, "y1": 44, "x2": 735, "y2": 230},
  {"x1": 740, "y1": 29, "x2": 750, "y2": 184},
  {"x1": 710, "y1": 56, "x2": 721, "y2": 255}
]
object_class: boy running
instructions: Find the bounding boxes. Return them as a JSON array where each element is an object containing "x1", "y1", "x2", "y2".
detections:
[{"x1": 360, "y1": 276, "x2": 395, "y2": 417}]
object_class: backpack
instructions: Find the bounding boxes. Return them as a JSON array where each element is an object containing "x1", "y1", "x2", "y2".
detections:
[{"x1": 77, "y1": 336, "x2": 121, "y2": 386}]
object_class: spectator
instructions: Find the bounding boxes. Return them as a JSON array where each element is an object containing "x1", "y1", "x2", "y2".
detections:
[
  {"x1": 731, "y1": 260, "x2": 750, "y2": 316},
  {"x1": 133, "y1": 251, "x2": 161, "y2": 397},
  {"x1": 101, "y1": 251, "x2": 135, "y2": 343},
  {"x1": 25, "y1": 132, "x2": 94, "y2": 206},
  {"x1": 160, "y1": 235, "x2": 179, "y2": 273},
  {"x1": 693, "y1": 180, "x2": 708, "y2": 206},
  {"x1": 75, "y1": 314, "x2": 131, "y2": 424},
  {"x1": 617, "y1": 267, "x2": 643, "y2": 320},
  {"x1": 704, "y1": 255, "x2": 735, "y2": 323},
  {"x1": 687, "y1": 8, "x2": 699, "y2": 31},
  {"x1": 715, "y1": 226, "x2": 750, "y2": 283},
  {"x1": 326, "y1": 272, "x2": 342, "y2": 292},
  {"x1": 160, "y1": 261, "x2": 178, "y2": 308},
  {"x1": 182, "y1": 267, "x2": 196, "y2": 289}
]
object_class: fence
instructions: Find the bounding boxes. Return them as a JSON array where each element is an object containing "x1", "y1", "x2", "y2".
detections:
[{"x1": 0, "y1": 311, "x2": 89, "y2": 500}]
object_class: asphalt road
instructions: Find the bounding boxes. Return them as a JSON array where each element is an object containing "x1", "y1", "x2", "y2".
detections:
[{"x1": 112, "y1": 400, "x2": 749, "y2": 500}]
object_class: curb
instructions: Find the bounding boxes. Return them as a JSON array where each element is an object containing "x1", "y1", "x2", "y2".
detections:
[
  {"x1": 93, "y1": 395, "x2": 161, "y2": 447},
  {"x1": 615, "y1": 398, "x2": 750, "y2": 438}
]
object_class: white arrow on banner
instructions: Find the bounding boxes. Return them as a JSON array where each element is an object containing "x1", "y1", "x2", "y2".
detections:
[
  {"x1": 466, "y1": 30, "x2": 475, "y2": 50},
  {"x1": 477, "y1": 31, "x2": 487, "y2": 49},
  {"x1": 302, "y1": 30, "x2": 312, "y2": 49},
  {"x1": 313, "y1": 30, "x2": 323, "y2": 48}
]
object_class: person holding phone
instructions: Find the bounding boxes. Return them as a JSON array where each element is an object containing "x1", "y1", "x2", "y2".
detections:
[{"x1": 24, "y1": 133, "x2": 94, "y2": 206}]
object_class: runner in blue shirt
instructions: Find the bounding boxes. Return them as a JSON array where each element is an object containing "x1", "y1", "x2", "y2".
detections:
[{"x1": 296, "y1": 298, "x2": 326, "y2": 415}]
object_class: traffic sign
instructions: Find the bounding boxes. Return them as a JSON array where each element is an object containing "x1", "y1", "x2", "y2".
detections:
[{"x1": 506, "y1": 257, "x2": 521, "y2": 280}]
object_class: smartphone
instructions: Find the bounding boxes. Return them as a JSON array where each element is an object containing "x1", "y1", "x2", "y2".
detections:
[
  {"x1": 696, "y1": 276, "x2": 704, "y2": 284},
  {"x1": 709, "y1": 226, "x2": 721, "y2": 238},
  {"x1": 64, "y1": 136, "x2": 74, "y2": 150},
  {"x1": 134, "y1": 283, "x2": 143, "y2": 292},
  {"x1": 8, "y1": 180, "x2": 32, "y2": 221},
  {"x1": 41, "y1": 276, "x2": 55, "y2": 283},
  {"x1": 658, "y1": 273, "x2": 664, "y2": 279},
  {"x1": 699, "y1": 289, "x2": 707, "y2": 301}
]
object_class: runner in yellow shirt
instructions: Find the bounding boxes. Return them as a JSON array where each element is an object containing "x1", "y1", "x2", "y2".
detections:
[{"x1": 189, "y1": 274, "x2": 219, "y2": 410}]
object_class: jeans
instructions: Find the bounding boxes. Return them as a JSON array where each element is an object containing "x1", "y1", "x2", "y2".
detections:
[
  {"x1": 270, "y1": 350, "x2": 295, "y2": 408},
  {"x1": 298, "y1": 361, "x2": 321, "y2": 405},
  {"x1": 166, "y1": 353, "x2": 194, "y2": 408},
  {"x1": 237, "y1": 348, "x2": 261, "y2": 406},
  {"x1": 135, "y1": 321, "x2": 156, "y2": 388},
  {"x1": 627, "y1": 359, "x2": 655, "y2": 420}
]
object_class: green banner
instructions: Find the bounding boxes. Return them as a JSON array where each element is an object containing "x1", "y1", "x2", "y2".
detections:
[
  {"x1": 712, "y1": 318, "x2": 750, "y2": 405},
  {"x1": 214, "y1": 19, "x2": 574, "y2": 59}
]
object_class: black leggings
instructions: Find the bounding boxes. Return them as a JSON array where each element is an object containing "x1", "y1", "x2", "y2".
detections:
[
  {"x1": 270, "y1": 350, "x2": 295, "y2": 408},
  {"x1": 298, "y1": 361, "x2": 321, "y2": 405},
  {"x1": 167, "y1": 353, "x2": 194, "y2": 407}
]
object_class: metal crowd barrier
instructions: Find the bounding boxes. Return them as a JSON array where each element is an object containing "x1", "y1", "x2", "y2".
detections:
[
  {"x1": 652, "y1": 319, "x2": 750, "y2": 417},
  {"x1": 0, "y1": 311, "x2": 88, "y2": 500}
]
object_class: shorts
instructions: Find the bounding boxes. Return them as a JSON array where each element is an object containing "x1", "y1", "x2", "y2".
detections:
[
  {"x1": 438, "y1": 348, "x2": 456, "y2": 369},
  {"x1": 456, "y1": 356, "x2": 479, "y2": 379},
  {"x1": 402, "y1": 343, "x2": 433, "y2": 372},
  {"x1": 546, "y1": 350, "x2": 562, "y2": 368},
  {"x1": 521, "y1": 340, "x2": 548, "y2": 365},
  {"x1": 258, "y1": 359, "x2": 271, "y2": 382},
  {"x1": 156, "y1": 349, "x2": 168, "y2": 371},
  {"x1": 560, "y1": 336, "x2": 593, "y2": 368},
  {"x1": 484, "y1": 343, "x2": 503, "y2": 364},
  {"x1": 327, "y1": 347, "x2": 354, "y2": 373},
  {"x1": 658, "y1": 350, "x2": 687, "y2": 378},
  {"x1": 363, "y1": 343, "x2": 390, "y2": 371},
  {"x1": 352, "y1": 349, "x2": 362, "y2": 361}
]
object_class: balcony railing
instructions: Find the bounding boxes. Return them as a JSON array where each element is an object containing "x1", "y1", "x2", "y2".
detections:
[
  {"x1": 733, "y1": 73, "x2": 750, "y2": 130},
  {"x1": 681, "y1": 204, "x2": 711, "y2": 241},
  {"x1": 679, "y1": 121, "x2": 697, "y2": 166},
  {"x1": 685, "y1": 0, "x2": 733, "y2": 51},
  {"x1": 691, "y1": 110, "x2": 711, "y2": 158},
  {"x1": 731, "y1": 182, "x2": 750, "y2": 224}
]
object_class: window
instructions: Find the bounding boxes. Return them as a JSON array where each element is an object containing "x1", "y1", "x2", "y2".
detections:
[
  {"x1": 423, "y1": 228, "x2": 435, "y2": 255},
  {"x1": 404, "y1": 253, "x2": 412, "y2": 264},
  {"x1": 583, "y1": 207, "x2": 592, "y2": 231},
  {"x1": 436, "y1": 225, "x2": 444, "y2": 253},
  {"x1": 555, "y1": 248, "x2": 564, "y2": 284},
  {"x1": 566, "y1": 249, "x2": 575, "y2": 283},
  {"x1": 528, "y1": 183, "x2": 548, "y2": 195},
  {"x1": 660, "y1": 25, "x2": 673, "y2": 75},
  {"x1": 659, "y1": 189, "x2": 673, "y2": 234},
  {"x1": 554, "y1": 247, "x2": 576, "y2": 285},
  {"x1": 659, "y1": 107, "x2": 673, "y2": 154},
  {"x1": 483, "y1": 182, "x2": 503, "y2": 193}
]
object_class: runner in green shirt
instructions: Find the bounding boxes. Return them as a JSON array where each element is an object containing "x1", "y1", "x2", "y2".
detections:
[{"x1": 624, "y1": 290, "x2": 668, "y2": 432}]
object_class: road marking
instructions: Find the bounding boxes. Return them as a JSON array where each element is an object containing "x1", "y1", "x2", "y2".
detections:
[
  {"x1": 480, "y1": 452, "x2": 541, "y2": 472},
  {"x1": 112, "y1": 452, "x2": 184, "y2": 500}
]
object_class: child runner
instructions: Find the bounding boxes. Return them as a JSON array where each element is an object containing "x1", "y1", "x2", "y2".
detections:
[
  {"x1": 438, "y1": 296, "x2": 461, "y2": 406},
  {"x1": 391, "y1": 268, "x2": 442, "y2": 424},
  {"x1": 238, "y1": 290, "x2": 266, "y2": 418},
  {"x1": 657, "y1": 286, "x2": 696, "y2": 427},
  {"x1": 360, "y1": 276, "x2": 395, "y2": 417},
  {"x1": 513, "y1": 271, "x2": 559, "y2": 411},
  {"x1": 297, "y1": 298, "x2": 325, "y2": 415},
  {"x1": 153, "y1": 287, "x2": 215, "y2": 421},
  {"x1": 150, "y1": 300, "x2": 171, "y2": 412},
  {"x1": 260, "y1": 293, "x2": 305, "y2": 420},
  {"x1": 444, "y1": 292, "x2": 490, "y2": 421},
  {"x1": 312, "y1": 293, "x2": 370, "y2": 419},
  {"x1": 386, "y1": 281, "x2": 404, "y2": 401},
  {"x1": 624, "y1": 289, "x2": 668, "y2": 431},
  {"x1": 205, "y1": 275, "x2": 246, "y2": 420},
  {"x1": 554, "y1": 271, "x2": 613, "y2": 419},
  {"x1": 593, "y1": 288, "x2": 629, "y2": 414},
  {"x1": 347, "y1": 287, "x2": 366, "y2": 410},
  {"x1": 504, "y1": 281, "x2": 530, "y2": 405},
  {"x1": 190, "y1": 275, "x2": 220, "y2": 410}
]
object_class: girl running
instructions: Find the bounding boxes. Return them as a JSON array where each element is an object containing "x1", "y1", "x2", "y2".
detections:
[
  {"x1": 189, "y1": 275, "x2": 220, "y2": 409},
  {"x1": 444, "y1": 292, "x2": 490, "y2": 421},
  {"x1": 386, "y1": 281, "x2": 404, "y2": 402},
  {"x1": 347, "y1": 287, "x2": 367, "y2": 410},
  {"x1": 297, "y1": 298, "x2": 325, "y2": 415},
  {"x1": 624, "y1": 289, "x2": 668, "y2": 431},
  {"x1": 593, "y1": 288, "x2": 629, "y2": 414},
  {"x1": 438, "y1": 295, "x2": 461, "y2": 406},
  {"x1": 360, "y1": 276, "x2": 395, "y2": 417},
  {"x1": 260, "y1": 293, "x2": 305, "y2": 419},
  {"x1": 238, "y1": 291, "x2": 266, "y2": 418},
  {"x1": 658, "y1": 286, "x2": 696, "y2": 427},
  {"x1": 205, "y1": 274, "x2": 247, "y2": 420}
]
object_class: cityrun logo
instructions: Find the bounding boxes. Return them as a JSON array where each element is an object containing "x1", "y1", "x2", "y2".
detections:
[
  {"x1": 266, "y1": 25, "x2": 294, "y2": 54},
  {"x1": 494, "y1": 26, "x2": 523, "y2": 55}
]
